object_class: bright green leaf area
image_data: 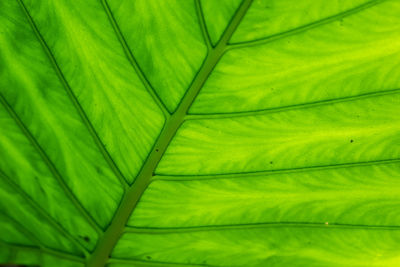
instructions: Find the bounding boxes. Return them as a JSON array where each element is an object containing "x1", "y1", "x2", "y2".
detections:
[{"x1": 1, "y1": 0, "x2": 400, "y2": 266}]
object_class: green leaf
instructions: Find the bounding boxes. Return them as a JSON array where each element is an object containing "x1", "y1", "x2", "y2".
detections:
[{"x1": 1, "y1": 0, "x2": 400, "y2": 266}]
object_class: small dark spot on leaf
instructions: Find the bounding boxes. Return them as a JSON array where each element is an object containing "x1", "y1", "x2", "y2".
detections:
[
  {"x1": 95, "y1": 166, "x2": 102, "y2": 175},
  {"x1": 155, "y1": 149, "x2": 159, "y2": 152},
  {"x1": 350, "y1": 139, "x2": 354, "y2": 143},
  {"x1": 78, "y1": 235, "x2": 90, "y2": 242},
  {"x1": 146, "y1": 255, "x2": 152, "y2": 260},
  {"x1": 270, "y1": 161, "x2": 273, "y2": 164}
]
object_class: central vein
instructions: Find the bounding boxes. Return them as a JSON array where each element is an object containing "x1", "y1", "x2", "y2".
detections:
[{"x1": 86, "y1": 1, "x2": 253, "y2": 266}]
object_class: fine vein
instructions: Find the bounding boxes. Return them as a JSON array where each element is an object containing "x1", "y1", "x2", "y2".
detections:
[
  {"x1": 0, "y1": 93, "x2": 102, "y2": 235},
  {"x1": 86, "y1": 1, "x2": 253, "y2": 266},
  {"x1": 17, "y1": 0, "x2": 129, "y2": 189}
]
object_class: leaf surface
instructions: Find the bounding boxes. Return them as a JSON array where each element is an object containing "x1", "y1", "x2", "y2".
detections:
[{"x1": 1, "y1": 0, "x2": 400, "y2": 266}]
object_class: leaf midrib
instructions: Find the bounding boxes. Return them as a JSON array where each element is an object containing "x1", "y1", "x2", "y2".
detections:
[{"x1": 86, "y1": 0, "x2": 254, "y2": 266}]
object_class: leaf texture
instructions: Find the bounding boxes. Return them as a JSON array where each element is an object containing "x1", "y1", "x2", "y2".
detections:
[{"x1": 0, "y1": 0, "x2": 400, "y2": 266}]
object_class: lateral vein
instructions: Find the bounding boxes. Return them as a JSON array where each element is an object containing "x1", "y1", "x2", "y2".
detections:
[
  {"x1": 1, "y1": 213, "x2": 42, "y2": 248},
  {"x1": 186, "y1": 88, "x2": 400, "y2": 120},
  {"x1": 0, "y1": 170, "x2": 90, "y2": 257},
  {"x1": 125, "y1": 222, "x2": 400, "y2": 234},
  {"x1": 228, "y1": 0, "x2": 387, "y2": 50},
  {"x1": 101, "y1": 0, "x2": 170, "y2": 118},
  {"x1": 153, "y1": 158, "x2": 400, "y2": 181},
  {"x1": 0, "y1": 242, "x2": 86, "y2": 263},
  {"x1": 17, "y1": 0, "x2": 129, "y2": 189},
  {"x1": 195, "y1": 0, "x2": 213, "y2": 50},
  {"x1": 108, "y1": 257, "x2": 215, "y2": 267},
  {"x1": 0, "y1": 93, "x2": 102, "y2": 234}
]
